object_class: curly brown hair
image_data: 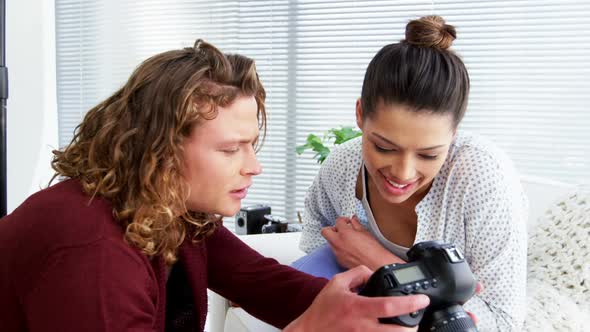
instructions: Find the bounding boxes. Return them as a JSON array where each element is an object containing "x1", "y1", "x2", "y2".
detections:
[{"x1": 51, "y1": 39, "x2": 267, "y2": 265}]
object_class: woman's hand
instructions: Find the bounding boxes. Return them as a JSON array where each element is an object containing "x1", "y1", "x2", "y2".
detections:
[
  {"x1": 467, "y1": 282, "x2": 483, "y2": 325},
  {"x1": 284, "y1": 265, "x2": 429, "y2": 332},
  {"x1": 321, "y1": 215, "x2": 405, "y2": 270}
]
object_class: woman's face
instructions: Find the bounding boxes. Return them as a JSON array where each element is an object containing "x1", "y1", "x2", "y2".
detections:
[
  {"x1": 356, "y1": 99, "x2": 455, "y2": 205},
  {"x1": 182, "y1": 95, "x2": 262, "y2": 216}
]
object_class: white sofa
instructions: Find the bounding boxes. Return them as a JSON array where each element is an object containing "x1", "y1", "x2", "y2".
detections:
[
  {"x1": 207, "y1": 232, "x2": 304, "y2": 332},
  {"x1": 207, "y1": 176, "x2": 588, "y2": 332}
]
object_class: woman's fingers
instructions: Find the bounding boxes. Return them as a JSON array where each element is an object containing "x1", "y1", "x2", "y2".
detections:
[
  {"x1": 350, "y1": 214, "x2": 364, "y2": 231},
  {"x1": 335, "y1": 216, "x2": 352, "y2": 229},
  {"x1": 475, "y1": 281, "x2": 483, "y2": 294}
]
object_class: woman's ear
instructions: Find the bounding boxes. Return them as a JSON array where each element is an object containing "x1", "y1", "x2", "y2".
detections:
[{"x1": 355, "y1": 99, "x2": 363, "y2": 129}]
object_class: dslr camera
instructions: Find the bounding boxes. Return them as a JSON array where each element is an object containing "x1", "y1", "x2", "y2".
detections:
[{"x1": 359, "y1": 241, "x2": 478, "y2": 332}]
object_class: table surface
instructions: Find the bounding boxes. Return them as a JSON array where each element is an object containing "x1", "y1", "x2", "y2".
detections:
[{"x1": 238, "y1": 232, "x2": 305, "y2": 265}]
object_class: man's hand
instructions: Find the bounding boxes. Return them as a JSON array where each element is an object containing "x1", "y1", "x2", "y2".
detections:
[
  {"x1": 321, "y1": 215, "x2": 405, "y2": 270},
  {"x1": 284, "y1": 265, "x2": 429, "y2": 332}
]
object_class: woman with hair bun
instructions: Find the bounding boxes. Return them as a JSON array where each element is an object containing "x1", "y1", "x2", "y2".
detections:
[{"x1": 298, "y1": 15, "x2": 527, "y2": 331}]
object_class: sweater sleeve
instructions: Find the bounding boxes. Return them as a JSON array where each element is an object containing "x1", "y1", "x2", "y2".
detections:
[
  {"x1": 206, "y1": 226, "x2": 328, "y2": 329},
  {"x1": 22, "y1": 240, "x2": 158, "y2": 332}
]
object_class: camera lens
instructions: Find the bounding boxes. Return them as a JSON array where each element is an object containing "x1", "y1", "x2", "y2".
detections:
[
  {"x1": 236, "y1": 218, "x2": 245, "y2": 228},
  {"x1": 421, "y1": 305, "x2": 478, "y2": 332}
]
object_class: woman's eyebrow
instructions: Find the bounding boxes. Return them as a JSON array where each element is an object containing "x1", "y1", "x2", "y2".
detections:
[{"x1": 370, "y1": 132, "x2": 445, "y2": 151}]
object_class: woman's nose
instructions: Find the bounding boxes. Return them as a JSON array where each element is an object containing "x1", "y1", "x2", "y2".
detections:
[{"x1": 391, "y1": 155, "x2": 416, "y2": 181}]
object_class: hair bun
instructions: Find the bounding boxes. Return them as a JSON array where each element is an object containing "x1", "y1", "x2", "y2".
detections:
[{"x1": 404, "y1": 15, "x2": 456, "y2": 50}]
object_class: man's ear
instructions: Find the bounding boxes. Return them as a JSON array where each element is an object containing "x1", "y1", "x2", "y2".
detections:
[{"x1": 355, "y1": 98, "x2": 363, "y2": 129}]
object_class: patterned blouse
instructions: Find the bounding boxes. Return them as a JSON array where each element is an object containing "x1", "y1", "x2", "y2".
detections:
[{"x1": 299, "y1": 131, "x2": 528, "y2": 332}]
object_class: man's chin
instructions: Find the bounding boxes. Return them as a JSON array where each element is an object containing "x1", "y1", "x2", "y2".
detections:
[{"x1": 218, "y1": 204, "x2": 241, "y2": 218}]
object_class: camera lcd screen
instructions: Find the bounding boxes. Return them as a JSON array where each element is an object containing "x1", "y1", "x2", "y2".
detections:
[{"x1": 392, "y1": 265, "x2": 426, "y2": 284}]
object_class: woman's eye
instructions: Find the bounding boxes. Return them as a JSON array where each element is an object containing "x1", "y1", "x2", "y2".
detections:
[
  {"x1": 374, "y1": 144, "x2": 395, "y2": 153},
  {"x1": 420, "y1": 154, "x2": 438, "y2": 160}
]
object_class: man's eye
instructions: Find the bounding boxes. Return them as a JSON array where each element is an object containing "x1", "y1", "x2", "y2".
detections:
[{"x1": 222, "y1": 147, "x2": 239, "y2": 154}]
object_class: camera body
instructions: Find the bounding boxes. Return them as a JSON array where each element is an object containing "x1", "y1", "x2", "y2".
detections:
[
  {"x1": 234, "y1": 204, "x2": 271, "y2": 235},
  {"x1": 359, "y1": 241, "x2": 477, "y2": 331},
  {"x1": 261, "y1": 214, "x2": 289, "y2": 234}
]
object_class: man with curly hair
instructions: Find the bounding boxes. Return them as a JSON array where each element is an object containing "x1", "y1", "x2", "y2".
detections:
[{"x1": 0, "y1": 39, "x2": 428, "y2": 332}]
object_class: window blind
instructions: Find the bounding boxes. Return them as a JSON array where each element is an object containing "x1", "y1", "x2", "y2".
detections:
[{"x1": 56, "y1": 0, "x2": 590, "y2": 224}]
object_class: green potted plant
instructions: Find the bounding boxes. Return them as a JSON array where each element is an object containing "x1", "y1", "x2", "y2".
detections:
[{"x1": 296, "y1": 126, "x2": 362, "y2": 164}]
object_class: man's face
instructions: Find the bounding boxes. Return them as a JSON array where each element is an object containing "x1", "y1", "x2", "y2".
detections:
[
  {"x1": 182, "y1": 95, "x2": 262, "y2": 216},
  {"x1": 357, "y1": 100, "x2": 455, "y2": 205}
]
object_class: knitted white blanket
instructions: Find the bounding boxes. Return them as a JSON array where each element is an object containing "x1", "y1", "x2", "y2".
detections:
[{"x1": 524, "y1": 191, "x2": 590, "y2": 331}]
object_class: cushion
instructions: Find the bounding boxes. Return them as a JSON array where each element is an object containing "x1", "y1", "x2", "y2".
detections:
[{"x1": 290, "y1": 243, "x2": 345, "y2": 279}]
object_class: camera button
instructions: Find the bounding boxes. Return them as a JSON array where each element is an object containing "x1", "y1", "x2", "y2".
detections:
[
  {"x1": 422, "y1": 281, "x2": 430, "y2": 290},
  {"x1": 431, "y1": 279, "x2": 438, "y2": 288},
  {"x1": 409, "y1": 310, "x2": 421, "y2": 318},
  {"x1": 403, "y1": 285, "x2": 413, "y2": 293}
]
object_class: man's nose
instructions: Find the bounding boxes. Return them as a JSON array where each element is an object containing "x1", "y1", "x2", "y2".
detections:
[{"x1": 242, "y1": 149, "x2": 262, "y2": 176}]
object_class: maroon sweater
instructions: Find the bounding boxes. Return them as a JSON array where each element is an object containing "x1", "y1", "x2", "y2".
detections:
[{"x1": 0, "y1": 180, "x2": 327, "y2": 331}]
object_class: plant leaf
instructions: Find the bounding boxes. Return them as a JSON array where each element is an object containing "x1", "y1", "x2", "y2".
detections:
[
  {"x1": 296, "y1": 128, "x2": 361, "y2": 163},
  {"x1": 330, "y1": 126, "x2": 362, "y2": 145},
  {"x1": 295, "y1": 144, "x2": 310, "y2": 154},
  {"x1": 296, "y1": 134, "x2": 324, "y2": 155},
  {"x1": 317, "y1": 146, "x2": 331, "y2": 163}
]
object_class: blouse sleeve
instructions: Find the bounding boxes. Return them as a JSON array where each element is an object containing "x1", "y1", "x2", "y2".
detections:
[
  {"x1": 454, "y1": 148, "x2": 528, "y2": 332},
  {"x1": 298, "y1": 148, "x2": 347, "y2": 254}
]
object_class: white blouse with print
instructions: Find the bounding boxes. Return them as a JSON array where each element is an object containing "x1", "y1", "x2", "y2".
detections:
[{"x1": 299, "y1": 131, "x2": 528, "y2": 332}]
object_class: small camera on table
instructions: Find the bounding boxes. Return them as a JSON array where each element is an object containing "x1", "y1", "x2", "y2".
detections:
[{"x1": 234, "y1": 205, "x2": 302, "y2": 235}]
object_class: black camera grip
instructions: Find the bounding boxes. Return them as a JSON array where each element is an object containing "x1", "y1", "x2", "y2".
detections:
[
  {"x1": 358, "y1": 283, "x2": 424, "y2": 327},
  {"x1": 376, "y1": 292, "x2": 424, "y2": 326}
]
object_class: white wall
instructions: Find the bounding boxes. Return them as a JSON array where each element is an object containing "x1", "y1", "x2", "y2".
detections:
[{"x1": 6, "y1": 0, "x2": 58, "y2": 213}]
